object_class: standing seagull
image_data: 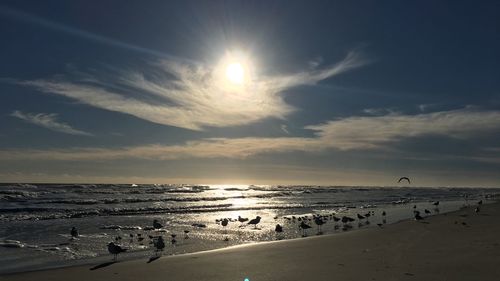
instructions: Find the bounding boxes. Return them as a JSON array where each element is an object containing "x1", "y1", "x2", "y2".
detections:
[
  {"x1": 153, "y1": 236, "x2": 165, "y2": 256},
  {"x1": 275, "y1": 224, "x2": 283, "y2": 233},
  {"x1": 299, "y1": 221, "x2": 312, "y2": 237},
  {"x1": 247, "y1": 216, "x2": 261, "y2": 229},
  {"x1": 238, "y1": 216, "x2": 249, "y2": 223},
  {"x1": 153, "y1": 219, "x2": 163, "y2": 230},
  {"x1": 70, "y1": 227, "x2": 79, "y2": 239},
  {"x1": 221, "y1": 218, "x2": 229, "y2": 233},
  {"x1": 398, "y1": 177, "x2": 411, "y2": 184},
  {"x1": 107, "y1": 242, "x2": 127, "y2": 261},
  {"x1": 314, "y1": 217, "x2": 325, "y2": 234}
]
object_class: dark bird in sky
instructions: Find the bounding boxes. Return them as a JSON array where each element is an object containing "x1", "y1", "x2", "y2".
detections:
[
  {"x1": 398, "y1": 177, "x2": 411, "y2": 184},
  {"x1": 70, "y1": 227, "x2": 79, "y2": 238},
  {"x1": 247, "y1": 216, "x2": 261, "y2": 228},
  {"x1": 153, "y1": 219, "x2": 163, "y2": 229},
  {"x1": 107, "y1": 242, "x2": 127, "y2": 260}
]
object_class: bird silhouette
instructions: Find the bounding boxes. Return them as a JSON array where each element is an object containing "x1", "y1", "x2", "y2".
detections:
[
  {"x1": 153, "y1": 236, "x2": 165, "y2": 256},
  {"x1": 107, "y1": 242, "x2": 127, "y2": 260},
  {"x1": 70, "y1": 227, "x2": 79, "y2": 238},
  {"x1": 275, "y1": 224, "x2": 283, "y2": 233},
  {"x1": 299, "y1": 221, "x2": 312, "y2": 237},
  {"x1": 398, "y1": 177, "x2": 411, "y2": 184},
  {"x1": 153, "y1": 219, "x2": 163, "y2": 230},
  {"x1": 247, "y1": 216, "x2": 261, "y2": 229},
  {"x1": 314, "y1": 217, "x2": 325, "y2": 234}
]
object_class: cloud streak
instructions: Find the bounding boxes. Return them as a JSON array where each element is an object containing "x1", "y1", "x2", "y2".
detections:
[
  {"x1": 10, "y1": 110, "x2": 93, "y2": 136},
  {"x1": 2, "y1": 108, "x2": 499, "y2": 161},
  {"x1": 17, "y1": 51, "x2": 367, "y2": 131}
]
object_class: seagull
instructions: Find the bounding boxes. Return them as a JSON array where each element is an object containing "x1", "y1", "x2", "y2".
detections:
[
  {"x1": 341, "y1": 216, "x2": 355, "y2": 224},
  {"x1": 332, "y1": 216, "x2": 341, "y2": 222},
  {"x1": 247, "y1": 216, "x2": 261, "y2": 229},
  {"x1": 475, "y1": 207, "x2": 480, "y2": 213},
  {"x1": 107, "y1": 242, "x2": 127, "y2": 260},
  {"x1": 184, "y1": 230, "x2": 190, "y2": 239},
  {"x1": 424, "y1": 209, "x2": 431, "y2": 214},
  {"x1": 357, "y1": 214, "x2": 365, "y2": 220},
  {"x1": 275, "y1": 224, "x2": 283, "y2": 233},
  {"x1": 238, "y1": 216, "x2": 249, "y2": 223},
  {"x1": 70, "y1": 227, "x2": 79, "y2": 238},
  {"x1": 299, "y1": 221, "x2": 312, "y2": 237},
  {"x1": 398, "y1": 177, "x2": 411, "y2": 184},
  {"x1": 433, "y1": 201, "x2": 440, "y2": 206},
  {"x1": 382, "y1": 211, "x2": 386, "y2": 216},
  {"x1": 414, "y1": 211, "x2": 424, "y2": 221},
  {"x1": 153, "y1": 219, "x2": 163, "y2": 230},
  {"x1": 314, "y1": 217, "x2": 325, "y2": 234},
  {"x1": 477, "y1": 200, "x2": 483, "y2": 205},
  {"x1": 153, "y1": 236, "x2": 165, "y2": 255},
  {"x1": 221, "y1": 218, "x2": 229, "y2": 227}
]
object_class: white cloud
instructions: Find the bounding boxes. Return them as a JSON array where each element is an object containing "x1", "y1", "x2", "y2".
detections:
[
  {"x1": 17, "y1": 51, "x2": 367, "y2": 131},
  {"x1": 2, "y1": 108, "x2": 499, "y2": 162},
  {"x1": 307, "y1": 108, "x2": 500, "y2": 150},
  {"x1": 10, "y1": 110, "x2": 93, "y2": 136}
]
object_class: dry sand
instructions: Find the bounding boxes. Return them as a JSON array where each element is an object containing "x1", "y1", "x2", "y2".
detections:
[{"x1": 2, "y1": 202, "x2": 499, "y2": 281}]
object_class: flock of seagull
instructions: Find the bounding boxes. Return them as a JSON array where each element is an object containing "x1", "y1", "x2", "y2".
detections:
[{"x1": 68, "y1": 176, "x2": 485, "y2": 261}]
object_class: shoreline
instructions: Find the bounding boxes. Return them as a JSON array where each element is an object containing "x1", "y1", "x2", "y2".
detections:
[
  {"x1": 0, "y1": 198, "x2": 475, "y2": 275},
  {"x1": 2, "y1": 201, "x2": 499, "y2": 281}
]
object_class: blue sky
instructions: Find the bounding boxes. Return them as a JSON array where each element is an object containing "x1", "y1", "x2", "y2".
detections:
[{"x1": 1, "y1": 1, "x2": 499, "y2": 186}]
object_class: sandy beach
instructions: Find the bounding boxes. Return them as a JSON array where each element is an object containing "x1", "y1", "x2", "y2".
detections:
[{"x1": 2, "y1": 201, "x2": 498, "y2": 281}]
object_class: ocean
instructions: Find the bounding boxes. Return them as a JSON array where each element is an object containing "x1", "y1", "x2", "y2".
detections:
[{"x1": 0, "y1": 183, "x2": 498, "y2": 274}]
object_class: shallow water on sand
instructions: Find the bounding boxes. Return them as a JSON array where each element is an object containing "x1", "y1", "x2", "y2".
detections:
[{"x1": 0, "y1": 184, "x2": 498, "y2": 273}]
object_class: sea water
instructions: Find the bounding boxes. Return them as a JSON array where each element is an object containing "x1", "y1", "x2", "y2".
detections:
[{"x1": 0, "y1": 183, "x2": 498, "y2": 273}]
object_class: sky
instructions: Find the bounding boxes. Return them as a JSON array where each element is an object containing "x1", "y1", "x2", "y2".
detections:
[{"x1": 1, "y1": 0, "x2": 499, "y2": 186}]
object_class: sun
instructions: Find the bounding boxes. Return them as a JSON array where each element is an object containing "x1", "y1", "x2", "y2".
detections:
[{"x1": 225, "y1": 62, "x2": 245, "y2": 84}]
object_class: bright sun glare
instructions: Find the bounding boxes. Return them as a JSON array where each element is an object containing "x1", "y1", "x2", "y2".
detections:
[{"x1": 225, "y1": 62, "x2": 245, "y2": 84}]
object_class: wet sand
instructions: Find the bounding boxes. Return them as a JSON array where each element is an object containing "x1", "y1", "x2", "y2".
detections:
[{"x1": 2, "y1": 201, "x2": 499, "y2": 281}]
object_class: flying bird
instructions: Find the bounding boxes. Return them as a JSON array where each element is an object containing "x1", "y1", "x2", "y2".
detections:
[{"x1": 398, "y1": 177, "x2": 411, "y2": 184}]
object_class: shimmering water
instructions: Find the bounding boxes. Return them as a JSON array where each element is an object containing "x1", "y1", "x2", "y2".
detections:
[{"x1": 0, "y1": 183, "x2": 498, "y2": 273}]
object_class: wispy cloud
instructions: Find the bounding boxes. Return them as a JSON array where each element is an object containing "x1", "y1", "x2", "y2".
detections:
[
  {"x1": 16, "y1": 51, "x2": 368, "y2": 131},
  {"x1": 10, "y1": 110, "x2": 93, "y2": 136},
  {"x1": 2, "y1": 108, "x2": 499, "y2": 161},
  {"x1": 307, "y1": 107, "x2": 500, "y2": 150}
]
